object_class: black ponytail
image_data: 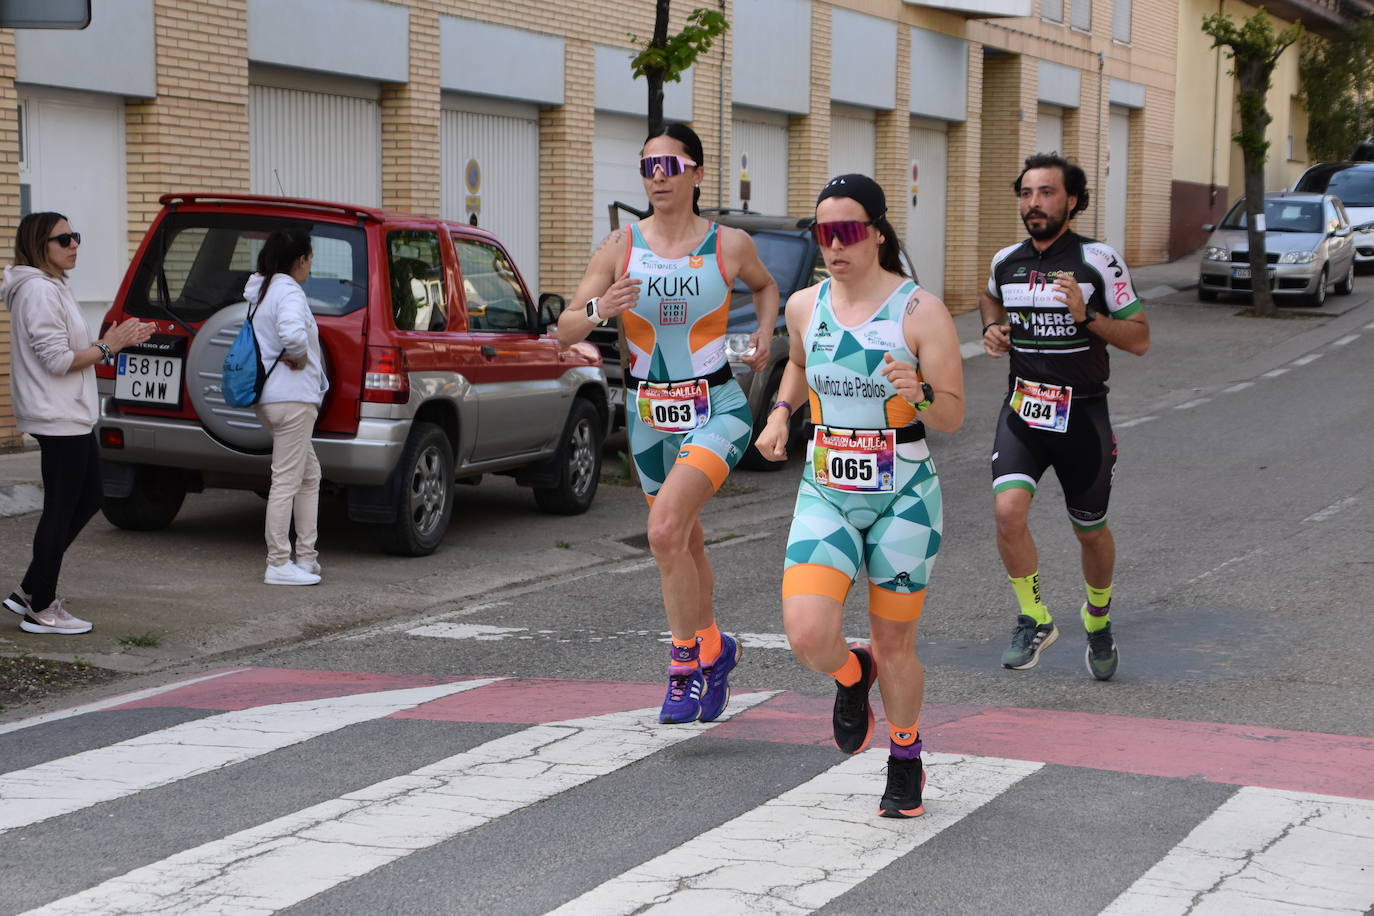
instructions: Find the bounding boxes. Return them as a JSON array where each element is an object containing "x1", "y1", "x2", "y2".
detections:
[{"x1": 255, "y1": 227, "x2": 312, "y2": 303}]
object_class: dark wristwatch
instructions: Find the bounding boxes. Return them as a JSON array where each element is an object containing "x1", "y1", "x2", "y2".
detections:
[
  {"x1": 1079, "y1": 310, "x2": 1098, "y2": 325},
  {"x1": 914, "y1": 382, "x2": 935, "y2": 412}
]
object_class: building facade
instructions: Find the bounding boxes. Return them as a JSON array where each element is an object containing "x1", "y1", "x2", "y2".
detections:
[{"x1": 0, "y1": 0, "x2": 1177, "y2": 446}]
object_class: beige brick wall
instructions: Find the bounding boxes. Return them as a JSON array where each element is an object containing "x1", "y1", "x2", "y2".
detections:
[
  {"x1": 539, "y1": 41, "x2": 596, "y2": 305},
  {"x1": 381, "y1": 6, "x2": 441, "y2": 216},
  {"x1": 944, "y1": 42, "x2": 984, "y2": 314},
  {"x1": 978, "y1": 53, "x2": 1037, "y2": 281},
  {"x1": 874, "y1": 25, "x2": 911, "y2": 247},
  {"x1": 127, "y1": 0, "x2": 250, "y2": 255},
  {"x1": 787, "y1": 1, "x2": 833, "y2": 219},
  {"x1": 690, "y1": 0, "x2": 733, "y2": 214},
  {"x1": 0, "y1": 30, "x2": 17, "y2": 446}
]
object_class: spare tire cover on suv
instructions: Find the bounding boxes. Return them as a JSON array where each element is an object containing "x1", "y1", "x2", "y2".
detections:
[{"x1": 185, "y1": 302, "x2": 331, "y2": 452}]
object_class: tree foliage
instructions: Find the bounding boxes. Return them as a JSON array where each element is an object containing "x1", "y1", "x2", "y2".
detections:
[
  {"x1": 1202, "y1": 8, "x2": 1303, "y2": 317},
  {"x1": 1299, "y1": 20, "x2": 1374, "y2": 162},
  {"x1": 631, "y1": 3, "x2": 729, "y2": 136}
]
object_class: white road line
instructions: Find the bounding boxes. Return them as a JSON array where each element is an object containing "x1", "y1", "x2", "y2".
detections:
[
  {"x1": 1101, "y1": 787, "x2": 1374, "y2": 915},
  {"x1": 1181, "y1": 547, "x2": 1264, "y2": 587},
  {"x1": 24, "y1": 692, "x2": 778, "y2": 916},
  {"x1": 1221, "y1": 382, "x2": 1253, "y2": 394},
  {"x1": 1333, "y1": 334, "x2": 1360, "y2": 347},
  {"x1": 1304, "y1": 496, "x2": 1360, "y2": 523},
  {"x1": 1174, "y1": 399, "x2": 1209, "y2": 410},
  {"x1": 1292, "y1": 353, "x2": 1322, "y2": 366},
  {"x1": 548, "y1": 751, "x2": 1042, "y2": 915},
  {"x1": 0, "y1": 680, "x2": 497, "y2": 834},
  {"x1": 1115, "y1": 416, "x2": 1158, "y2": 428},
  {"x1": 1364, "y1": 321, "x2": 1374, "y2": 330},
  {"x1": 0, "y1": 669, "x2": 251, "y2": 737},
  {"x1": 1263, "y1": 368, "x2": 1289, "y2": 377},
  {"x1": 406, "y1": 623, "x2": 533, "y2": 640}
]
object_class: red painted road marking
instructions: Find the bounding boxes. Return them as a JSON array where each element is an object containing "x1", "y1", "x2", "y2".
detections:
[{"x1": 98, "y1": 667, "x2": 1374, "y2": 800}]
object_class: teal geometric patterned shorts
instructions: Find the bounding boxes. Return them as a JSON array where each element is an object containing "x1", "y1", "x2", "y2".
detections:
[
  {"x1": 627, "y1": 378, "x2": 754, "y2": 498},
  {"x1": 784, "y1": 441, "x2": 943, "y2": 593}
]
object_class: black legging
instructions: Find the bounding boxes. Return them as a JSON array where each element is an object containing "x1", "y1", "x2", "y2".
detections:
[{"x1": 23, "y1": 432, "x2": 103, "y2": 611}]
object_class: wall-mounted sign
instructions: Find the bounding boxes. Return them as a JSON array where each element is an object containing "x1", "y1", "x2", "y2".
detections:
[{"x1": 464, "y1": 158, "x2": 481, "y2": 222}]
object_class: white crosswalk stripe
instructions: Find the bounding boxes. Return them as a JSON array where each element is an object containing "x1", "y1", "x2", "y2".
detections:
[
  {"x1": 0, "y1": 680, "x2": 498, "y2": 834},
  {"x1": 549, "y1": 751, "x2": 1042, "y2": 915},
  {"x1": 23, "y1": 692, "x2": 778, "y2": 916},
  {"x1": 1102, "y1": 787, "x2": 1374, "y2": 915}
]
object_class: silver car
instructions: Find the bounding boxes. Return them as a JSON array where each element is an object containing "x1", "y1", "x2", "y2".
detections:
[
  {"x1": 1293, "y1": 162, "x2": 1374, "y2": 267},
  {"x1": 1198, "y1": 192, "x2": 1357, "y2": 307}
]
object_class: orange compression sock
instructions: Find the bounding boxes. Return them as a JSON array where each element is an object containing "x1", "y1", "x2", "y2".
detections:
[
  {"x1": 829, "y1": 650, "x2": 863, "y2": 687},
  {"x1": 696, "y1": 624, "x2": 722, "y2": 666}
]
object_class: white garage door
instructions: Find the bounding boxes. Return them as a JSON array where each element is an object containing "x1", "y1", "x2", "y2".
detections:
[
  {"x1": 1106, "y1": 107, "x2": 1130, "y2": 253},
  {"x1": 249, "y1": 83, "x2": 381, "y2": 207},
  {"x1": 442, "y1": 97, "x2": 540, "y2": 294},
  {"x1": 17, "y1": 85, "x2": 127, "y2": 334},
  {"x1": 731, "y1": 111, "x2": 788, "y2": 215},
  {"x1": 1036, "y1": 104, "x2": 1064, "y2": 157},
  {"x1": 908, "y1": 118, "x2": 948, "y2": 298},
  {"x1": 593, "y1": 112, "x2": 650, "y2": 247},
  {"x1": 828, "y1": 106, "x2": 875, "y2": 180}
]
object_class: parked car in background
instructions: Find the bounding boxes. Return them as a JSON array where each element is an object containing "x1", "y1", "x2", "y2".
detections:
[
  {"x1": 1197, "y1": 192, "x2": 1358, "y2": 307},
  {"x1": 588, "y1": 206, "x2": 825, "y2": 470},
  {"x1": 95, "y1": 193, "x2": 609, "y2": 556},
  {"x1": 1293, "y1": 161, "x2": 1374, "y2": 267}
]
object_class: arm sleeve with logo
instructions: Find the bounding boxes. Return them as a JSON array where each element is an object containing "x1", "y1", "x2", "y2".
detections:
[{"x1": 1083, "y1": 242, "x2": 1143, "y2": 319}]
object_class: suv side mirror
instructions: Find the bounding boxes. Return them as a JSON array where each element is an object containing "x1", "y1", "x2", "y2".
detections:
[
  {"x1": 1334, "y1": 226, "x2": 1351, "y2": 238},
  {"x1": 1201, "y1": 223, "x2": 1215, "y2": 232},
  {"x1": 538, "y1": 292, "x2": 566, "y2": 329}
]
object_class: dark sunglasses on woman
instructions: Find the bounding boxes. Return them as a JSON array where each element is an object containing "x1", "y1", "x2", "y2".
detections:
[
  {"x1": 48, "y1": 232, "x2": 82, "y2": 248},
  {"x1": 811, "y1": 220, "x2": 872, "y2": 247},
  {"x1": 638, "y1": 155, "x2": 697, "y2": 179}
]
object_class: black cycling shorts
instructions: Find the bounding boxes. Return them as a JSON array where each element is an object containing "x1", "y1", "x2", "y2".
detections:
[{"x1": 990, "y1": 396, "x2": 1116, "y2": 530}]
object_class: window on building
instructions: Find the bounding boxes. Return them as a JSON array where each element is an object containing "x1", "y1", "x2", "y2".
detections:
[
  {"x1": 1288, "y1": 96, "x2": 1309, "y2": 162},
  {"x1": 453, "y1": 236, "x2": 531, "y2": 333},
  {"x1": 1113, "y1": 0, "x2": 1132, "y2": 42},
  {"x1": 388, "y1": 230, "x2": 447, "y2": 332},
  {"x1": 1070, "y1": 0, "x2": 1092, "y2": 31},
  {"x1": 1042, "y1": 0, "x2": 1065, "y2": 22}
]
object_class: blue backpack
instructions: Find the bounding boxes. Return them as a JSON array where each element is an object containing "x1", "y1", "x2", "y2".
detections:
[{"x1": 222, "y1": 301, "x2": 281, "y2": 408}]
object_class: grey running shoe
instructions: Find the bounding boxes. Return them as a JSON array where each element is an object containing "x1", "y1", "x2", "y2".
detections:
[
  {"x1": 20, "y1": 599, "x2": 93, "y2": 635},
  {"x1": 1085, "y1": 623, "x2": 1119, "y2": 681},
  {"x1": 1001, "y1": 615, "x2": 1058, "y2": 669}
]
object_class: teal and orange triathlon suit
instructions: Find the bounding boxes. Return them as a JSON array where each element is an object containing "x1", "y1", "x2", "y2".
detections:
[
  {"x1": 782, "y1": 278, "x2": 942, "y2": 623},
  {"x1": 621, "y1": 221, "x2": 753, "y2": 499}
]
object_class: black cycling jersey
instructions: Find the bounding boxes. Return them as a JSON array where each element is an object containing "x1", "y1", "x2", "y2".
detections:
[{"x1": 986, "y1": 230, "x2": 1142, "y2": 397}]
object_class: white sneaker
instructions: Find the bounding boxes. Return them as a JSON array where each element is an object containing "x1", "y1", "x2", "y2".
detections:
[
  {"x1": 294, "y1": 559, "x2": 322, "y2": 576},
  {"x1": 20, "y1": 598, "x2": 93, "y2": 635},
  {"x1": 265, "y1": 562, "x2": 321, "y2": 586}
]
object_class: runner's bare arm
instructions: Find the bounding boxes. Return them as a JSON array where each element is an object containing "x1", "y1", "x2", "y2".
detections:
[
  {"x1": 1052, "y1": 274, "x2": 1149, "y2": 355},
  {"x1": 722, "y1": 226, "x2": 780, "y2": 374},
  {"x1": 978, "y1": 288, "x2": 1010, "y2": 357},
  {"x1": 894, "y1": 290, "x2": 964, "y2": 434},
  {"x1": 556, "y1": 228, "x2": 641, "y2": 346},
  {"x1": 754, "y1": 286, "x2": 816, "y2": 461}
]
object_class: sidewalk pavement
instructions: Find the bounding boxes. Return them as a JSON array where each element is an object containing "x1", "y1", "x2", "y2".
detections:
[{"x1": 0, "y1": 247, "x2": 1208, "y2": 520}]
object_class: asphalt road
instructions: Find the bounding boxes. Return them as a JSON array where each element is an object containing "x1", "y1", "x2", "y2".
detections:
[{"x1": 2, "y1": 284, "x2": 1373, "y2": 914}]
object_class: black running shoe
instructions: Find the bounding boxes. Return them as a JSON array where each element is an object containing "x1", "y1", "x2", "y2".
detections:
[
  {"x1": 1001, "y1": 614, "x2": 1058, "y2": 669},
  {"x1": 878, "y1": 755, "x2": 927, "y2": 818},
  {"x1": 1085, "y1": 621, "x2": 1119, "y2": 681},
  {"x1": 832, "y1": 645, "x2": 877, "y2": 754}
]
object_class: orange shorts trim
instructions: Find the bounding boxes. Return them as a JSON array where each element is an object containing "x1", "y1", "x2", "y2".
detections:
[
  {"x1": 783, "y1": 563, "x2": 853, "y2": 604},
  {"x1": 677, "y1": 444, "x2": 731, "y2": 492},
  {"x1": 869, "y1": 584, "x2": 925, "y2": 622}
]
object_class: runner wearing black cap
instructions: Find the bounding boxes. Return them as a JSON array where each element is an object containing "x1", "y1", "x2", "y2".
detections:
[{"x1": 756, "y1": 174, "x2": 964, "y2": 817}]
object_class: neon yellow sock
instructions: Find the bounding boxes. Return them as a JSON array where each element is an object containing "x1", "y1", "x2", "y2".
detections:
[
  {"x1": 1082, "y1": 582, "x2": 1113, "y2": 632},
  {"x1": 1009, "y1": 572, "x2": 1051, "y2": 625}
]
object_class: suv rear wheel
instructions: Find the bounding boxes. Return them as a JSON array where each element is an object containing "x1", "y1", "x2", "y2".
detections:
[
  {"x1": 379, "y1": 422, "x2": 454, "y2": 556},
  {"x1": 533, "y1": 399, "x2": 602, "y2": 515},
  {"x1": 102, "y1": 466, "x2": 187, "y2": 531}
]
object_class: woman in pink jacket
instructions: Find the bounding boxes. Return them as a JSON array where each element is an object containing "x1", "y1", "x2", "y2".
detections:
[{"x1": 1, "y1": 211, "x2": 152, "y2": 634}]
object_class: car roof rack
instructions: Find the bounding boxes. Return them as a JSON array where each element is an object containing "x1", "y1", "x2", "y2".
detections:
[{"x1": 159, "y1": 192, "x2": 388, "y2": 223}]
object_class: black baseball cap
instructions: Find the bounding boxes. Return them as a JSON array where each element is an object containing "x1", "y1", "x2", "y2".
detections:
[{"x1": 815, "y1": 173, "x2": 887, "y2": 221}]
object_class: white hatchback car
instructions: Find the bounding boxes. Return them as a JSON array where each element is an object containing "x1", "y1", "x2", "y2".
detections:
[
  {"x1": 1293, "y1": 161, "x2": 1374, "y2": 268},
  {"x1": 1197, "y1": 192, "x2": 1358, "y2": 307}
]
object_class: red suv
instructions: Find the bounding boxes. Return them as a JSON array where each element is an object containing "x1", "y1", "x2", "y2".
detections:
[{"x1": 95, "y1": 193, "x2": 609, "y2": 555}]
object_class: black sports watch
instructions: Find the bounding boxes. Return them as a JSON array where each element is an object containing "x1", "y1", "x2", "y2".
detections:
[
  {"x1": 1079, "y1": 310, "x2": 1098, "y2": 325},
  {"x1": 914, "y1": 382, "x2": 935, "y2": 412}
]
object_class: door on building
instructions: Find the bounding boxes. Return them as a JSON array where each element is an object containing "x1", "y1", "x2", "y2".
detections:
[
  {"x1": 731, "y1": 109, "x2": 789, "y2": 215},
  {"x1": 1106, "y1": 106, "x2": 1130, "y2": 253},
  {"x1": 1036, "y1": 104, "x2": 1064, "y2": 157},
  {"x1": 593, "y1": 113, "x2": 649, "y2": 246},
  {"x1": 249, "y1": 75, "x2": 382, "y2": 207},
  {"x1": 828, "y1": 105, "x2": 876, "y2": 179},
  {"x1": 908, "y1": 118, "x2": 948, "y2": 297},
  {"x1": 17, "y1": 85, "x2": 127, "y2": 333},
  {"x1": 441, "y1": 96, "x2": 540, "y2": 294}
]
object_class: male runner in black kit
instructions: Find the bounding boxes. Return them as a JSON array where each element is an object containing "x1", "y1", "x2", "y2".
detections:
[{"x1": 978, "y1": 152, "x2": 1150, "y2": 680}]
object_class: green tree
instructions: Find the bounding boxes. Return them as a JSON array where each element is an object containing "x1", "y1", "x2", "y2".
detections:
[
  {"x1": 631, "y1": 2, "x2": 729, "y2": 136},
  {"x1": 1203, "y1": 8, "x2": 1303, "y2": 317},
  {"x1": 1299, "y1": 20, "x2": 1374, "y2": 162}
]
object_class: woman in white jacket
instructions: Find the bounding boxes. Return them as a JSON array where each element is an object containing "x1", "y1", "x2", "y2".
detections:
[
  {"x1": 2, "y1": 211, "x2": 153, "y2": 634},
  {"x1": 244, "y1": 228, "x2": 329, "y2": 586}
]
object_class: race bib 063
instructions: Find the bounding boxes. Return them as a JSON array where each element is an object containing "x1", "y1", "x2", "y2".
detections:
[{"x1": 637, "y1": 380, "x2": 711, "y2": 433}]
